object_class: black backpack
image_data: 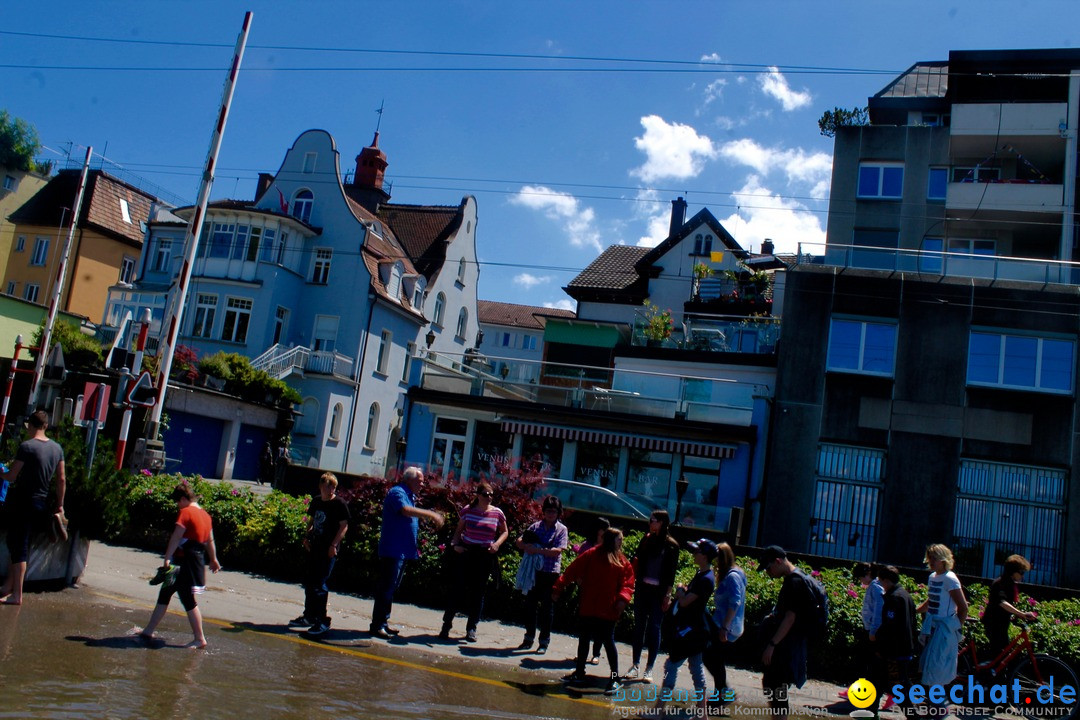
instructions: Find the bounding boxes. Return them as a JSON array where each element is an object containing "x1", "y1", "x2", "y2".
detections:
[{"x1": 796, "y1": 569, "x2": 830, "y2": 641}]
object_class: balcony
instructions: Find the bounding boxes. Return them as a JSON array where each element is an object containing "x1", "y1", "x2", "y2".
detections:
[
  {"x1": 630, "y1": 313, "x2": 780, "y2": 355},
  {"x1": 951, "y1": 102, "x2": 1068, "y2": 137},
  {"x1": 251, "y1": 343, "x2": 354, "y2": 380},
  {"x1": 947, "y1": 180, "x2": 1063, "y2": 216},
  {"x1": 799, "y1": 242, "x2": 1080, "y2": 284},
  {"x1": 419, "y1": 351, "x2": 762, "y2": 427}
]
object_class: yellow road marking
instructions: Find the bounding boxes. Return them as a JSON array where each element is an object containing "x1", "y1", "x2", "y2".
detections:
[{"x1": 89, "y1": 589, "x2": 611, "y2": 710}]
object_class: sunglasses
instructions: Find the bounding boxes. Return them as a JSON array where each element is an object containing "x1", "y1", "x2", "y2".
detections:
[{"x1": 479, "y1": 491, "x2": 494, "y2": 497}]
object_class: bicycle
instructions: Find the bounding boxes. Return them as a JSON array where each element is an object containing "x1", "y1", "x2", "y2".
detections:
[{"x1": 956, "y1": 618, "x2": 1078, "y2": 719}]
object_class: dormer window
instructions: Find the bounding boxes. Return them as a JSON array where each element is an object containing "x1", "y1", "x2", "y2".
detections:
[
  {"x1": 387, "y1": 262, "x2": 403, "y2": 301},
  {"x1": 291, "y1": 189, "x2": 313, "y2": 223},
  {"x1": 412, "y1": 278, "x2": 426, "y2": 310}
]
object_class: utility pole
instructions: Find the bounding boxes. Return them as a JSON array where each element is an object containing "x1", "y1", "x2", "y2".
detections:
[{"x1": 145, "y1": 11, "x2": 253, "y2": 451}]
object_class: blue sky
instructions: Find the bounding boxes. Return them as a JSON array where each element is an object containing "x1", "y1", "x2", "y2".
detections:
[{"x1": 3, "y1": 1, "x2": 1078, "y2": 311}]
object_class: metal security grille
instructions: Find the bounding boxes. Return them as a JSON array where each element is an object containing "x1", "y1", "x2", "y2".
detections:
[
  {"x1": 953, "y1": 460, "x2": 1066, "y2": 586},
  {"x1": 808, "y1": 444, "x2": 884, "y2": 562}
]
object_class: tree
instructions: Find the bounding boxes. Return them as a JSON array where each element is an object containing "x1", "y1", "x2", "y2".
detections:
[
  {"x1": 0, "y1": 110, "x2": 42, "y2": 172},
  {"x1": 818, "y1": 106, "x2": 869, "y2": 137}
]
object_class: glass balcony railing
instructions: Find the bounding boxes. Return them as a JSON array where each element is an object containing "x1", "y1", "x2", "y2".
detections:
[
  {"x1": 796, "y1": 242, "x2": 1080, "y2": 284},
  {"x1": 630, "y1": 313, "x2": 780, "y2": 355}
]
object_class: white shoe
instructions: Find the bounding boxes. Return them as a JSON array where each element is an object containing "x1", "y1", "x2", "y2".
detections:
[
  {"x1": 642, "y1": 668, "x2": 654, "y2": 683},
  {"x1": 589, "y1": 655, "x2": 601, "y2": 665},
  {"x1": 624, "y1": 664, "x2": 640, "y2": 680}
]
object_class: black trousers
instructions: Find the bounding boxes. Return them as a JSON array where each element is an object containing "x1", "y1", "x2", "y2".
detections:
[{"x1": 522, "y1": 570, "x2": 558, "y2": 645}]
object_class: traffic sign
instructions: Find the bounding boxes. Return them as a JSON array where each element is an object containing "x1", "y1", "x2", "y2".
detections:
[
  {"x1": 42, "y1": 342, "x2": 66, "y2": 383},
  {"x1": 80, "y1": 383, "x2": 111, "y2": 424},
  {"x1": 126, "y1": 371, "x2": 156, "y2": 407}
]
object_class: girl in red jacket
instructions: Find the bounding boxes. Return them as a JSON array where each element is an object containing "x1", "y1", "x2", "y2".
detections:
[{"x1": 552, "y1": 527, "x2": 635, "y2": 694}]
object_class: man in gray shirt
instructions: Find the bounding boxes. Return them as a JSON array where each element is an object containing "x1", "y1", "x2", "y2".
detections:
[{"x1": 1, "y1": 410, "x2": 65, "y2": 605}]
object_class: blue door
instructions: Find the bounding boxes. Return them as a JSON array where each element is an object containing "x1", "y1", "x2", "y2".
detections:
[
  {"x1": 234, "y1": 424, "x2": 269, "y2": 481},
  {"x1": 163, "y1": 411, "x2": 225, "y2": 479}
]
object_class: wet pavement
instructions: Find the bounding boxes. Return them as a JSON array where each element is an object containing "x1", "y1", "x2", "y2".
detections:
[{"x1": 0, "y1": 540, "x2": 868, "y2": 719}]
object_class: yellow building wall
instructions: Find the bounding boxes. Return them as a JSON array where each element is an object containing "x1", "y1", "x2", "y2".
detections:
[{"x1": 0, "y1": 170, "x2": 49, "y2": 285}]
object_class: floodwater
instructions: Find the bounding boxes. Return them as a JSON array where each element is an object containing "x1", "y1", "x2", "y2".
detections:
[{"x1": 0, "y1": 591, "x2": 619, "y2": 720}]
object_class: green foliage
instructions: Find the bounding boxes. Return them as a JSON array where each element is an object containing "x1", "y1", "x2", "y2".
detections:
[
  {"x1": 641, "y1": 301, "x2": 674, "y2": 341},
  {"x1": 31, "y1": 319, "x2": 104, "y2": 369},
  {"x1": 196, "y1": 351, "x2": 301, "y2": 406},
  {"x1": 818, "y1": 106, "x2": 869, "y2": 137},
  {"x1": 0, "y1": 110, "x2": 41, "y2": 172}
]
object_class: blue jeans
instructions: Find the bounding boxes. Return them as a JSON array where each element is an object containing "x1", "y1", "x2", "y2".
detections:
[
  {"x1": 371, "y1": 556, "x2": 407, "y2": 631},
  {"x1": 303, "y1": 551, "x2": 336, "y2": 622},
  {"x1": 631, "y1": 583, "x2": 665, "y2": 669},
  {"x1": 663, "y1": 652, "x2": 706, "y2": 698}
]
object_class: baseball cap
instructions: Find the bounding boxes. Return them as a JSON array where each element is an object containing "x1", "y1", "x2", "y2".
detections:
[
  {"x1": 757, "y1": 545, "x2": 787, "y2": 572},
  {"x1": 687, "y1": 538, "x2": 719, "y2": 561}
]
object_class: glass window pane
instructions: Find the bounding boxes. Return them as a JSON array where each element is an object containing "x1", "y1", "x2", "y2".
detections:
[
  {"x1": 1002, "y1": 336, "x2": 1037, "y2": 387},
  {"x1": 857, "y1": 166, "x2": 879, "y2": 197},
  {"x1": 967, "y1": 333, "x2": 1001, "y2": 383},
  {"x1": 862, "y1": 323, "x2": 896, "y2": 373},
  {"x1": 881, "y1": 166, "x2": 904, "y2": 197},
  {"x1": 972, "y1": 240, "x2": 995, "y2": 256},
  {"x1": 828, "y1": 320, "x2": 862, "y2": 370},
  {"x1": 920, "y1": 237, "x2": 943, "y2": 273},
  {"x1": 1040, "y1": 339, "x2": 1073, "y2": 391},
  {"x1": 927, "y1": 168, "x2": 947, "y2": 200}
]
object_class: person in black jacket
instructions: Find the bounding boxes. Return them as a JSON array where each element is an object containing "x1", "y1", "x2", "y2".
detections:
[
  {"x1": 983, "y1": 554, "x2": 1036, "y2": 658},
  {"x1": 626, "y1": 510, "x2": 680, "y2": 682},
  {"x1": 874, "y1": 565, "x2": 917, "y2": 716}
]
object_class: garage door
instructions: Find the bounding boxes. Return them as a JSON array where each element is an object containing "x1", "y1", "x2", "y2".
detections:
[{"x1": 163, "y1": 411, "x2": 225, "y2": 479}]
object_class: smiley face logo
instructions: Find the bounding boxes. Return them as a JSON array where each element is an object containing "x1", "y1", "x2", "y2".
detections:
[{"x1": 847, "y1": 678, "x2": 877, "y2": 709}]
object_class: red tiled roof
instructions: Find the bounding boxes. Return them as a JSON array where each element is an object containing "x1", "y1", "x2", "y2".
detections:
[
  {"x1": 477, "y1": 299, "x2": 575, "y2": 329},
  {"x1": 377, "y1": 202, "x2": 463, "y2": 280},
  {"x1": 566, "y1": 245, "x2": 650, "y2": 291}
]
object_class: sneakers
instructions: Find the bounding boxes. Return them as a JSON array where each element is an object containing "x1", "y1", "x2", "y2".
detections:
[
  {"x1": 624, "y1": 665, "x2": 640, "y2": 680},
  {"x1": 589, "y1": 654, "x2": 602, "y2": 665},
  {"x1": 536, "y1": 644, "x2": 548, "y2": 655},
  {"x1": 288, "y1": 615, "x2": 314, "y2": 628},
  {"x1": 642, "y1": 667, "x2": 654, "y2": 683},
  {"x1": 604, "y1": 680, "x2": 622, "y2": 696},
  {"x1": 562, "y1": 670, "x2": 587, "y2": 685},
  {"x1": 518, "y1": 635, "x2": 534, "y2": 650},
  {"x1": 465, "y1": 629, "x2": 478, "y2": 643},
  {"x1": 306, "y1": 621, "x2": 330, "y2": 636},
  {"x1": 438, "y1": 624, "x2": 452, "y2": 641}
]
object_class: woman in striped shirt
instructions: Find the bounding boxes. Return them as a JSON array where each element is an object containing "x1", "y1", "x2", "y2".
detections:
[{"x1": 440, "y1": 482, "x2": 509, "y2": 643}]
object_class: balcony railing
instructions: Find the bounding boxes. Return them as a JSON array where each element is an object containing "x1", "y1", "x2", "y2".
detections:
[
  {"x1": 251, "y1": 343, "x2": 354, "y2": 380},
  {"x1": 630, "y1": 313, "x2": 780, "y2": 355},
  {"x1": 419, "y1": 351, "x2": 763, "y2": 426},
  {"x1": 796, "y1": 242, "x2": 1080, "y2": 285}
]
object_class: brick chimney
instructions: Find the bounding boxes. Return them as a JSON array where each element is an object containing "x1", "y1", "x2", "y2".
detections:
[
  {"x1": 256, "y1": 173, "x2": 274, "y2": 200},
  {"x1": 761, "y1": 238, "x2": 775, "y2": 255},
  {"x1": 354, "y1": 132, "x2": 388, "y2": 190},
  {"x1": 669, "y1": 197, "x2": 687, "y2": 237}
]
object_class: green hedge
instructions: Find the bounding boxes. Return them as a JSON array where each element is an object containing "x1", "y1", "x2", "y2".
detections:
[{"x1": 38, "y1": 427, "x2": 1080, "y2": 679}]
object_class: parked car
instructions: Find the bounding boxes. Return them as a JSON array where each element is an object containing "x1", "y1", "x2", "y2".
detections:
[{"x1": 534, "y1": 478, "x2": 666, "y2": 527}]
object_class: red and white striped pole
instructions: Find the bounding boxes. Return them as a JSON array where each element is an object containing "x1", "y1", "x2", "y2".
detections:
[
  {"x1": 116, "y1": 309, "x2": 151, "y2": 469},
  {"x1": 147, "y1": 11, "x2": 252, "y2": 442},
  {"x1": 28, "y1": 146, "x2": 92, "y2": 413},
  {"x1": 0, "y1": 336, "x2": 25, "y2": 433}
]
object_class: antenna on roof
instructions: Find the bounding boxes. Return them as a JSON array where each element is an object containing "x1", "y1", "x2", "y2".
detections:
[{"x1": 375, "y1": 100, "x2": 385, "y2": 133}]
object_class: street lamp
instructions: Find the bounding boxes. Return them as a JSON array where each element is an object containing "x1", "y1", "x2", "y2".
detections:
[
  {"x1": 425, "y1": 328, "x2": 436, "y2": 348},
  {"x1": 674, "y1": 474, "x2": 690, "y2": 524}
]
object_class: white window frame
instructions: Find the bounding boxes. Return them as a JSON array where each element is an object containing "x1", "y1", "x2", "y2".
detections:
[
  {"x1": 364, "y1": 403, "x2": 380, "y2": 450},
  {"x1": 23, "y1": 283, "x2": 39, "y2": 303},
  {"x1": 291, "y1": 189, "x2": 313, "y2": 224},
  {"x1": 402, "y1": 341, "x2": 415, "y2": 383},
  {"x1": 312, "y1": 315, "x2": 338, "y2": 352},
  {"x1": 376, "y1": 330, "x2": 392, "y2": 375},
  {"x1": 5, "y1": 281, "x2": 15, "y2": 296},
  {"x1": 826, "y1": 317, "x2": 898, "y2": 377},
  {"x1": 30, "y1": 236, "x2": 49, "y2": 266},
  {"x1": 14, "y1": 236, "x2": 25, "y2": 253},
  {"x1": 209, "y1": 222, "x2": 234, "y2": 259},
  {"x1": 2, "y1": 175, "x2": 15, "y2": 192},
  {"x1": 966, "y1": 330, "x2": 1075, "y2": 394},
  {"x1": 456, "y1": 308, "x2": 468, "y2": 340},
  {"x1": 948, "y1": 238, "x2": 996, "y2": 256},
  {"x1": 192, "y1": 293, "x2": 218, "y2": 338},
  {"x1": 412, "y1": 280, "x2": 425, "y2": 310},
  {"x1": 457, "y1": 258, "x2": 466, "y2": 284},
  {"x1": 153, "y1": 238, "x2": 172, "y2": 272},
  {"x1": 221, "y1": 296, "x2": 253, "y2": 344},
  {"x1": 310, "y1": 248, "x2": 332, "y2": 284},
  {"x1": 119, "y1": 198, "x2": 131, "y2": 224},
  {"x1": 387, "y1": 262, "x2": 402, "y2": 301},
  {"x1": 857, "y1": 162, "x2": 904, "y2": 199},
  {"x1": 230, "y1": 225, "x2": 250, "y2": 261},
  {"x1": 302, "y1": 152, "x2": 317, "y2": 174},
  {"x1": 433, "y1": 292, "x2": 446, "y2": 327},
  {"x1": 119, "y1": 255, "x2": 136, "y2": 285},
  {"x1": 328, "y1": 402, "x2": 343, "y2": 441}
]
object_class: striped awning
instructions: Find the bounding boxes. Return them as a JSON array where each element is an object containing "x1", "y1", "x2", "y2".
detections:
[{"x1": 500, "y1": 421, "x2": 737, "y2": 459}]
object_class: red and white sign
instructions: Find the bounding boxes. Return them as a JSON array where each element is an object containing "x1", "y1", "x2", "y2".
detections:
[{"x1": 80, "y1": 382, "x2": 111, "y2": 424}]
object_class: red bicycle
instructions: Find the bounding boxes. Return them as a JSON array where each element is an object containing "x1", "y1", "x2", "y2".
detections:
[{"x1": 956, "y1": 619, "x2": 1078, "y2": 719}]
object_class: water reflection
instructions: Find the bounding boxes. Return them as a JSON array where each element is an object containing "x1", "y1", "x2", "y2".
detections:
[{"x1": 0, "y1": 591, "x2": 615, "y2": 719}]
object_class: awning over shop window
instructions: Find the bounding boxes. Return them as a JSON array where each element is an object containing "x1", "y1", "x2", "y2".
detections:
[
  {"x1": 543, "y1": 320, "x2": 623, "y2": 348},
  {"x1": 501, "y1": 420, "x2": 737, "y2": 459}
]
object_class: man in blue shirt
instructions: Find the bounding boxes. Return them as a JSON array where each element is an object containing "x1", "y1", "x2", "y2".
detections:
[{"x1": 369, "y1": 467, "x2": 444, "y2": 639}]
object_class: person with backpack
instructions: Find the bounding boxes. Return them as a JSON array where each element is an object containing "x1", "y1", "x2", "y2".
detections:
[
  {"x1": 757, "y1": 545, "x2": 818, "y2": 720},
  {"x1": 874, "y1": 565, "x2": 918, "y2": 716},
  {"x1": 657, "y1": 539, "x2": 717, "y2": 714}
]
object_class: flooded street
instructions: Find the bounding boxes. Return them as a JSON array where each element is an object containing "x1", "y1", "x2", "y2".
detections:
[{"x1": 0, "y1": 590, "x2": 616, "y2": 720}]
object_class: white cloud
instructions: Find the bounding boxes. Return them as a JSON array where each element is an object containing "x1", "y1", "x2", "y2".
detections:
[
  {"x1": 544, "y1": 299, "x2": 576, "y2": 312},
  {"x1": 719, "y1": 138, "x2": 832, "y2": 198},
  {"x1": 721, "y1": 176, "x2": 825, "y2": 255},
  {"x1": 700, "y1": 53, "x2": 722, "y2": 63},
  {"x1": 631, "y1": 115, "x2": 717, "y2": 183},
  {"x1": 509, "y1": 186, "x2": 602, "y2": 253},
  {"x1": 703, "y1": 79, "x2": 727, "y2": 106},
  {"x1": 514, "y1": 273, "x2": 550, "y2": 289},
  {"x1": 758, "y1": 66, "x2": 812, "y2": 111}
]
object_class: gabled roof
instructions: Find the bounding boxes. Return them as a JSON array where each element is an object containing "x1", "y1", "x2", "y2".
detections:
[
  {"x1": 376, "y1": 201, "x2": 465, "y2": 281},
  {"x1": 635, "y1": 207, "x2": 746, "y2": 271},
  {"x1": 9, "y1": 169, "x2": 157, "y2": 246},
  {"x1": 874, "y1": 61, "x2": 949, "y2": 100},
  {"x1": 360, "y1": 221, "x2": 426, "y2": 322},
  {"x1": 477, "y1": 299, "x2": 575, "y2": 329},
  {"x1": 564, "y1": 245, "x2": 651, "y2": 302}
]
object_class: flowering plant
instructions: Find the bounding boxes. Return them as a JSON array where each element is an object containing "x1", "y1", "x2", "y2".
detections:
[{"x1": 641, "y1": 301, "x2": 674, "y2": 341}]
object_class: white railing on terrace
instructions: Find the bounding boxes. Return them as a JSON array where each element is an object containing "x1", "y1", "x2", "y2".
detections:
[
  {"x1": 251, "y1": 344, "x2": 354, "y2": 380},
  {"x1": 795, "y1": 242, "x2": 1080, "y2": 285},
  {"x1": 419, "y1": 351, "x2": 763, "y2": 426}
]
